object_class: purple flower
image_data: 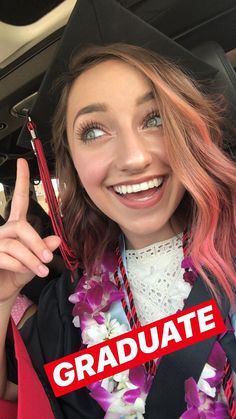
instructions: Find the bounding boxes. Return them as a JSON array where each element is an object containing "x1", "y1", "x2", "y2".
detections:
[
  {"x1": 183, "y1": 271, "x2": 196, "y2": 286},
  {"x1": 129, "y1": 365, "x2": 146, "y2": 388},
  {"x1": 181, "y1": 256, "x2": 198, "y2": 286},
  {"x1": 208, "y1": 342, "x2": 225, "y2": 372},
  {"x1": 88, "y1": 381, "x2": 113, "y2": 411},
  {"x1": 182, "y1": 377, "x2": 228, "y2": 419},
  {"x1": 69, "y1": 252, "x2": 153, "y2": 418},
  {"x1": 181, "y1": 256, "x2": 194, "y2": 270},
  {"x1": 205, "y1": 342, "x2": 225, "y2": 390},
  {"x1": 69, "y1": 266, "x2": 124, "y2": 327},
  {"x1": 101, "y1": 251, "x2": 117, "y2": 274},
  {"x1": 123, "y1": 388, "x2": 141, "y2": 404}
]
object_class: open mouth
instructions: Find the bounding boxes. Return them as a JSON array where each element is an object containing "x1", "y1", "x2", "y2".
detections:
[
  {"x1": 109, "y1": 176, "x2": 167, "y2": 209},
  {"x1": 112, "y1": 177, "x2": 165, "y2": 201}
]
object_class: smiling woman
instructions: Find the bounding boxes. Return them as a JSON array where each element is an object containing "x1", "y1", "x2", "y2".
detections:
[
  {"x1": 53, "y1": 44, "x2": 236, "y2": 291},
  {"x1": 43, "y1": 44, "x2": 236, "y2": 416},
  {"x1": 65, "y1": 58, "x2": 186, "y2": 251},
  {"x1": 0, "y1": 42, "x2": 236, "y2": 419}
]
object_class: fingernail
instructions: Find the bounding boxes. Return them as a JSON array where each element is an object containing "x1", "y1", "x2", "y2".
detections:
[
  {"x1": 38, "y1": 265, "x2": 49, "y2": 276},
  {"x1": 42, "y1": 249, "x2": 53, "y2": 262}
]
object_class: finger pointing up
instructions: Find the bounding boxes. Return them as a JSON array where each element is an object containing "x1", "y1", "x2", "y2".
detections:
[{"x1": 8, "y1": 159, "x2": 30, "y2": 222}]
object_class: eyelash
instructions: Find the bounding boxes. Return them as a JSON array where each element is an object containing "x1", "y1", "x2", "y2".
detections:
[
  {"x1": 75, "y1": 110, "x2": 161, "y2": 143},
  {"x1": 142, "y1": 110, "x2": 161, "y2": 129},
  {"x1": 75, "y1": 121, "x2": 105, "y2": 143}
]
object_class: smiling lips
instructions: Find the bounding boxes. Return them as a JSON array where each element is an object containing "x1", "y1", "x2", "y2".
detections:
[
  {"x1": 113, "y1": 177, "x2": 164, "y2": 195},
  {"x1": 111, "y1": 176, "x2": 167, "y2": 209}
]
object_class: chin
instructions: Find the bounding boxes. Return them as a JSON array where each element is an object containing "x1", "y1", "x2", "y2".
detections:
[{"x1": 120, "y1": 220, "x2": 175, "y2": 249}]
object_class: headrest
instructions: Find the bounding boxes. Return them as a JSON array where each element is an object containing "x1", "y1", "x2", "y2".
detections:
[
  {"x1": 192, "y1": 41, "x2": 236, "y2": 161},
  {"x1": 192, "y1": 41, "x2": 236, "y2": 109}
]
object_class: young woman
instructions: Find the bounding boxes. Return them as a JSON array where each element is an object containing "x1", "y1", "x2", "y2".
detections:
[{"x1": 0, "y1": 43, "x2": 236, "y2": 418}]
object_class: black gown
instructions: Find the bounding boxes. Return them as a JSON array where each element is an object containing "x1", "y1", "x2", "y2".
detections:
[{"x1": 14, "y1": 269, "x2": 236, "y2": 419}]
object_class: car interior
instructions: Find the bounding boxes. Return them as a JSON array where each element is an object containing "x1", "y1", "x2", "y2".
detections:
[
  {"x1": 0, "y1": 0, "x2": 236, "y2": 213},
  {"x1": 0, "y1": 4, "x2": 235, "y2": 416}
]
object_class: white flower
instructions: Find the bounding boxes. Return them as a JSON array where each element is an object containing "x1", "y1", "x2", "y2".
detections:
[
  {"x1": 106, "y1": 393, "x2": 145, "y2": 417},
  {"x1": 101, "y1": 369, "x2": 138, "y2": 396},
  {"x1": 82, "y1": 313, "x2": 128, "y2": 346},
  {"x1": 72, "y1": 315, "x2": 80, "y2": 328},
  {"x1": 105, "y1": 413, "x2": 144, "y2": 419},
  {"x1": 101, "y1": 376, "x2": 116, "y2": 392},
  {"x1": 104, "y1": 313, "x2": 129, "y2": 339},
  {"x1": 113, "y1": 370, "x2": 130, "y2": 382},
  {"x1": 113, "y1": 370, "x2": 137, "y2": 391},
  {"x1": 197, "y1": 363, "x2": 216, "y2": 398},
  {"x1": 102, "y1": 370, "x2": 146, "y2": 419}
]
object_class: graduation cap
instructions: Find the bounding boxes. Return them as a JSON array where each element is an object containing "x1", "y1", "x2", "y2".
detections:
[
  {"x1": 18, "y1": 0, "x2": 218, "y2": 156},
  {"x1": 16, "y1": 0, "x2": 219, "y2": 273}
]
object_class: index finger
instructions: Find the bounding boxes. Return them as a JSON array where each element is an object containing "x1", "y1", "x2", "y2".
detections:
[{"x1": 8, "y1": 158, "x2": 30, "y2": 222}]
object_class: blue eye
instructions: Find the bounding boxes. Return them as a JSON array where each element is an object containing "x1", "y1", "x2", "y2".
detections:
[
  {"x1": 85, "y1": 127, "x2": 105, "y2": 141},
  {"x1": 145, "y1": 114, "x2": 162, "y2": 128},
  {"x1": 75, "y1": 123, "x2": 106, "y2": 143}
]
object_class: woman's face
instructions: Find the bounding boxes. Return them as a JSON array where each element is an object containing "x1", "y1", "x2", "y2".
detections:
[{"x1": 66, "y1": 59, "x2": 186, "y2": 249}]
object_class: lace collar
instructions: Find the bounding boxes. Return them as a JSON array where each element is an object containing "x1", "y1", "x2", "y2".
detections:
[{"x1": 125, "y1": 232, "x2": 183, "y2": 262}]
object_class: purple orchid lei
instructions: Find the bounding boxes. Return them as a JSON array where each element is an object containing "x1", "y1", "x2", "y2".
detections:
[
  {"x1": 69, "y1": 253, "x2": 153, "y2": 418},
  {"x1": 180, "y1": 343, "x2": 229, "y2": 418},
  {"x1": 180, "y1": 260, "x2": 229, "y2": 419},
  {"x1": 69, "y1": 252, "x2": 229, "y2": 418}
]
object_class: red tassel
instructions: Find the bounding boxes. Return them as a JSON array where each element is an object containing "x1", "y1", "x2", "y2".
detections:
[
  {"x1": 27, "y1": 117, "x2": 79, "y2": 278},
  {"x1": 223, "y1": 359, "x2": 236, "y2": 418}
]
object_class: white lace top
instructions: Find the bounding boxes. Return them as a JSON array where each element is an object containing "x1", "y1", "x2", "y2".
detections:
[{"x1": 125, "y1": 233, "x2": 191, "y2": 325}]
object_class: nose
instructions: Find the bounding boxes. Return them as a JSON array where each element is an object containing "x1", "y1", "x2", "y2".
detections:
[{"x1": 115, "y1": 130, "x2": 152, "y2": 173}]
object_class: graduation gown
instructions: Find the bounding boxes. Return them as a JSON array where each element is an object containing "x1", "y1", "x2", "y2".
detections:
[{"x1": 5, "y1": 269, "x2": 236, "y2": 419}]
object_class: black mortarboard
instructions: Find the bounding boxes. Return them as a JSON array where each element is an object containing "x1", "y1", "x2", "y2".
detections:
[{"x1": 17, "y1": 0, "x2": 218, "y2": 157}]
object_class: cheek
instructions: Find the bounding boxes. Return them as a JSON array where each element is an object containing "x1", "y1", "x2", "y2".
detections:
[
  {"x1": 173, "y1": 179, "x2": 186, "y2": 203},
  {"x1": 150, "y1": 132, "x2": 170, "y2": 165},
  {"x1": 159, "y1": 141, "x2": 170, "y2": 165},
  {"x1": 72, "y1": 153, "x2": 106, "y2": 192}
]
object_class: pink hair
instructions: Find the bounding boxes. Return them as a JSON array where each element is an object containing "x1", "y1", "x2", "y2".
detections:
[{"x1": 53, "y1": 44, "x2": 236, "y2": 302}]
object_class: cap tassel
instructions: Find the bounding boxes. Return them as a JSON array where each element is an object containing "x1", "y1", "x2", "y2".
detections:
[{"x1": 27, "y1": 117, "x2": 79, "y2": 279}]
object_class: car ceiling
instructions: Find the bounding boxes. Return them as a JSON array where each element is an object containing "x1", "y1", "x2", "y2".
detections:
[
  {"x1": 1, "y1": 0, "x2": 65, "y2": 25},
  {"x1": 0, "y1": 0, "x2": 236, "y2": 184}
]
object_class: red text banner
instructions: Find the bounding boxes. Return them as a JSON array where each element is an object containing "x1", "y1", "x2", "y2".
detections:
[{"x1": 44, "y1": 300, "x2": 225, "y2": 397}]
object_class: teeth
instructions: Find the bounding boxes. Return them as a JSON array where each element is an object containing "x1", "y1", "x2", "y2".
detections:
[
  {"x1": 133, "y1": 184, "x2": 139, "y2": 192},
  {"x1": 113, "y1": 177, "x2": 164, "y2": 195},
  {"x1": 140, "y1": 182, "x2": 148, "y2": 191}
]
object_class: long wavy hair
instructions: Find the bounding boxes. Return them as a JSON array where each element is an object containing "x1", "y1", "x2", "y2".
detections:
[{"x1": 52, "y1": 43, "x2": 236, "y2": 302}]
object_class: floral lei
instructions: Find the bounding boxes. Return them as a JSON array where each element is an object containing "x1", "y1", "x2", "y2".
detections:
[{"x1": 69, "y1": 250, "x2": 229, "y2": 418}]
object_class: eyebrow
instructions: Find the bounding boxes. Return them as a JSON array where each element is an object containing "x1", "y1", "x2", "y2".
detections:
[
  {"x1": 72, "y1": 104, "x2": 107, "y2": 129},
  {"x1": 136, "y1": 90, "x2": 155, "y2": 105},
  {"x1": 72, "y1": 90, "x2": 155, "y2": 128}
]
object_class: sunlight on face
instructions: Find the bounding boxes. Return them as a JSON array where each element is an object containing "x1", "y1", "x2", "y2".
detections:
[{"x1": 66, "y1": 59, "x2": 186, "y2": 249}]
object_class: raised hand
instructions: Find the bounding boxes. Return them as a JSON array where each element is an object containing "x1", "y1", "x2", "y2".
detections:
[{"x1": 0, "y1": 158, "x2": 61, "y2": 304}]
